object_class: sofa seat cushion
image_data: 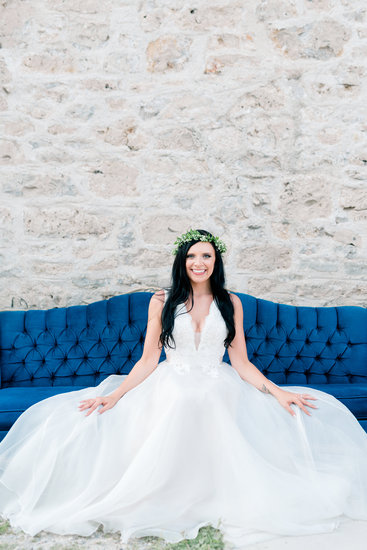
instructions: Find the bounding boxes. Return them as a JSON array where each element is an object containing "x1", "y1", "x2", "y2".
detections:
[
  {"x1": 283, "y1": 383, "x2": 367, "y2": 419},
  {"x1": 0, "y1": 386, "x2": 88, "y2": 430}
]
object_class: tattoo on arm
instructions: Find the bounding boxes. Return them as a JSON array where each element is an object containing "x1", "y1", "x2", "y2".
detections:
[{"x1": 260, "y1": 384, "x2": 272, "y2": 394}]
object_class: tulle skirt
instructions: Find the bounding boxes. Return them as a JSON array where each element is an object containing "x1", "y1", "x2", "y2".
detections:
[{"x1": 1, "y1": 361, "x2": 367, "y2": 548}]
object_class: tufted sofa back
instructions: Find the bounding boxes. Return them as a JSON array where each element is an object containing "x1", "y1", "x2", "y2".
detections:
[
  {"x1": 235, "y1": 294, "x2": 367, "y2": 385},
  {"x1": 1, "y1": 291, "x2": 367, "y2": 388},
  {"x1": 0, "y1": 293, "x2": 154, "y2": 388}
]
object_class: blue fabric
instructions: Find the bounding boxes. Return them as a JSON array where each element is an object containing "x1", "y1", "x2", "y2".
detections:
[{"x1": 1, "y1": 291, "x2": 366, "y2": 441}]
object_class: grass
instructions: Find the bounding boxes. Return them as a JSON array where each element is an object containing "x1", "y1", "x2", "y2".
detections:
[
  {"x1": 0, "y1": 520, "x2": 12, "y2": 535},
  {"x1": 128, "y1": 526, "x2": 225, "y2": 549},
  {"x1": 0, "y1": 519, "x2": 226, "y2": 550}
]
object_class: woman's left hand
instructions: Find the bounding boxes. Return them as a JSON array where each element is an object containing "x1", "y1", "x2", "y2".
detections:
[{"x1": 276, "y1": 390, "x2": 318, "y2": 417}]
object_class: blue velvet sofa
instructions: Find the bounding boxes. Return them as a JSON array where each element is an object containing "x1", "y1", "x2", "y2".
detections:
[{"x1": 1, "y1": 291, "x2": 367, "y2": 442}]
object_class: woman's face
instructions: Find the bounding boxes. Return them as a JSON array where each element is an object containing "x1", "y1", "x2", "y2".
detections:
[{"x1": 185, "y1": 241, "x2": 216, "y2": 284}]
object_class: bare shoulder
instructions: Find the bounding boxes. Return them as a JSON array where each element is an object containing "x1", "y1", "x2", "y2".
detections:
[
  {"x1": 147, "y1": 290, "x2": 165, "y2": 323},
  {"x1": 149, "y1": 289, "x2": 165, "y2": 311},
  {"x1": 228, "y1": 292, "x2": 243, "y2": 317},
  {"x1": 152, "y1": 289, "x2": 165, "y2": 303},
  {"x1": 228, "y1": 292, "x2": 242, "y2": 308}
]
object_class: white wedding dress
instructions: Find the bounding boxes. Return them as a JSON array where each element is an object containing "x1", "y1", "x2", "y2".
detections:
[{"x1": 1, "y1": 291, "x2": 367, "y2": 549}]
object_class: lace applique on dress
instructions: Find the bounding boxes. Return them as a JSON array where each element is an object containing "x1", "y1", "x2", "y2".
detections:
[{"x1": 163, "y1": 293, "x2": 228, "y2": 377}]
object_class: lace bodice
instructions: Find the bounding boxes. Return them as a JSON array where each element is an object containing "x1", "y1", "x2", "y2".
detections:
[{"x1": 163, "y1": 290, "x2": 228, "y2": 377}]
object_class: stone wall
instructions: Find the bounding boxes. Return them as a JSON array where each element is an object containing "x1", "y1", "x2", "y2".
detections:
[{"x1": 1, "y1": 0, "x2": 366, "y2": 310}]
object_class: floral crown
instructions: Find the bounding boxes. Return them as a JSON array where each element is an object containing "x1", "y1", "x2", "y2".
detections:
[{"x1": 172, "y1": 229, "x2": 227, "y2": 255}]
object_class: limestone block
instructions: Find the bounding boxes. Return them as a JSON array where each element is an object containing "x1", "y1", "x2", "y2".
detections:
[
  {"x1": 279, "y1": 177, "x2": 332, "y2": 222},
  {"x1": 228, "y1": 83, "x2": 286, "y2": 117},
  {"x1": 52, "y1": 0, "x2": 112, "y2": 14},
  {"x1": 0, "y1": 207, "x2": 15, "y2": 241},
  {"x1": 175, "y1": 5, "x2": 243, "y2": 31},
  {"x1": 67, "y1": 21, "x2": 110, "y2": 49},
  {"x1": 65, "y1": 103, "x2": 95, "y2": 121},
  {"x1": 205, "y1": 127, "x2": 244, "y2": 154},
  {"x1": 271, "y1": 221, "x2": 291, "y2": 240},
  {"x1": 1, "y1": 118, "x2": 34, "y2": 136},
  {"x1": 47, "y1": 124, "x2": 76, "y2": 135},
  {"x1": 82, "y1": 79, "x2": 122, "y2": 92},
  {"x1": 141, "y1": 217, "x2": 193, "y2": 245},
  {"x1": 0, "y1": 139, "x2": 24, "y2": 164},
  {"x1": 0, "y1": 1, "x2": 33, "y2": 48},
  {"x1": 143, "y1": 154, "x2": 209, "y2": 175},
  {"x1": 146, "y1": 36, "x2": 191, "y2": 72},
  {"x1": 270, "y1": 19, "x2": 351, "y2": 59},
  {"x1": 88, "y1": 256, "x2": 121, "y2": 270},
  {"x1": 24, "y1": 208, "x2": 114, "y2": 238},
  {"x1": 237, "y1": 245, "x2": 292, "y2": 272},
  {"x1": 88, "y1": 159, "x2": 139, "y2": 197},
  {"x1": 207, "y1": 34, "x2": 241, "y2": 49},
  {"x1": 0, "y1": 94, "x2": 7, "y2": 110},
  {"x1": 345, "y1": 262, "x2": 367, "y2": 276},
  {"x1": 340, "y1": 186, "x2": 367, "y2": 219},
  {"x1": 95, "y1": 118, "x2": 145, "y2": 148},
  {"x1": 103, "y1": 51, "x2": 142, "y2": 74},
  {"x1": 155, "y1": 127, "x2": 200, "y2": 151},
  {"x1": 119, "y1": 249, "x2": 170, "y2": 268},
  {"x1": 23, "y1": 54, "x2": 75, "y2": 73},
  {"x1": 139, "y1": 96, "x2": 170, "y2": 119},
  {"x1": 2, "y1": 172, "x2": 77, "y2": 197},
  {"x1": 333, "y1": 229, "x2": 362, "y2": 247},
  {"x1": 32, "y1": 262, "x2": 74, "y2": 275},
  {"x1": 107, "y1": 97, "x2": 128, "y2": 110},
  {"x1": 298, "y1": 258, "x2": 340, "y2": 273},
  {"x1": 256, "y1": 0, "x2": 298, "y2": 21},
  {"x1": 0, "y1": 57, "x2": 11, "y2": 84},
  {"x1": 204, "y1": 55, "x2": 251, "y2": 75},
  {"x1": 304, "y1": 0, "x2": 337, "y2": 11}
]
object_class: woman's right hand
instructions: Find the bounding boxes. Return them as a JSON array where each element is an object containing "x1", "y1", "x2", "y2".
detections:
[{"x1": 78, "y1": 395, "x2": 119, "y2": 417}]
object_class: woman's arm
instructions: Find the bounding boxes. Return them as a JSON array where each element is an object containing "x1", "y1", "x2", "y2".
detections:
[
  {"x1": 227, "y1": 293, "x2": 317, "y2": 417},
  {"x1": 109, "y1": 290, "x2": 165, "y2": 401}
]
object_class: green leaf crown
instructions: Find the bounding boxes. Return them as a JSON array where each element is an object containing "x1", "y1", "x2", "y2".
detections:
[{"x1": 172, "y1": 229, "x2": 227, "y2": 255}]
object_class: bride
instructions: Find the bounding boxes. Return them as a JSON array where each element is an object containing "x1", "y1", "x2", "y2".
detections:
[{"x1": 1, "y1": 228, "x2": 367, "y2": 549}]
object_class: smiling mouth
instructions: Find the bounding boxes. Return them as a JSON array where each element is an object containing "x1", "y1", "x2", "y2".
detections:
[{"x1": 192, "y1": 269, "x2": 206, "y2": 275}]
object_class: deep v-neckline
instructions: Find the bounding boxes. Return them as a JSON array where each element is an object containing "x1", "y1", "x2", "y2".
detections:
[{"x1": 184, "y1": 299, "x2": 215, "y2": 351}]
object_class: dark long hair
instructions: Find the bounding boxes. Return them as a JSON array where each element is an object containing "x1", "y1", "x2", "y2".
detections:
[{"x1": 159, "y1": 229, "x2": 235, "y2": 349}]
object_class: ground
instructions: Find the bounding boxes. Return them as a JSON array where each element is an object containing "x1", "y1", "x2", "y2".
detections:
[{"x1": 0, "y1": 519, "x2": 225, "y2": 550}]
